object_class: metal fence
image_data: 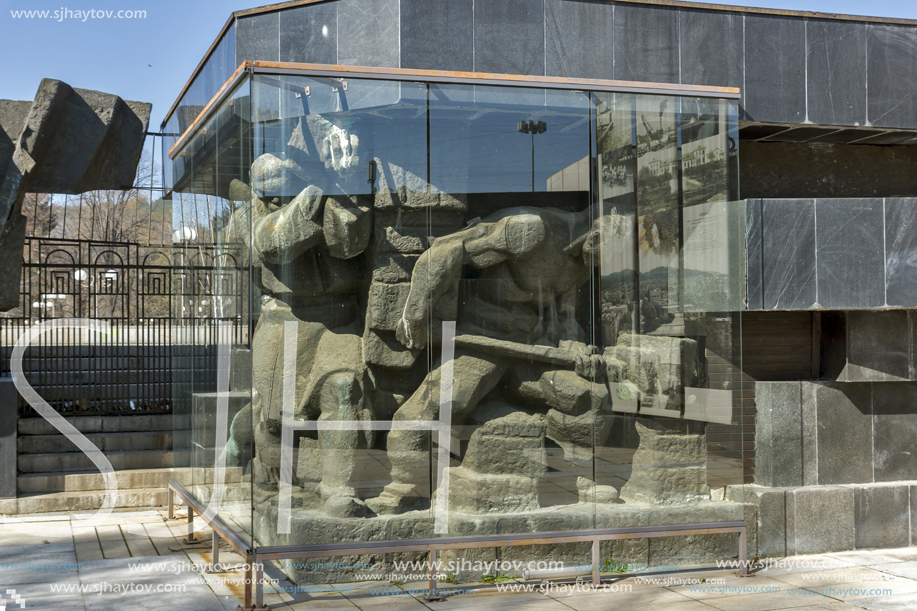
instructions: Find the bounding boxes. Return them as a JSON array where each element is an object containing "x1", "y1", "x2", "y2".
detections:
[{"x1": 0, "y1": 236, "x2": 245, "y2": 417}]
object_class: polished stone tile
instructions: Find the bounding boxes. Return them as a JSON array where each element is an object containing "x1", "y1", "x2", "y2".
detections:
[
  {"x1": 680, "y1": 9, "x2": 744, "y2": 90},
  {"x1": 872, "y1": 383, "x2": 917, "y2": 482},
  {"x1": 744, "y1": 15, "x2": 806, "y2": 123},
  {"x1": 235, "y1": 11, "x2": 279, "y2": 63},
  {"x1": 806, "y1": 20, "x2": 867, "y2": 127},
  {"x1": 843, "y1": 310, "x2": 911, "y2": 382},
  {"x1": 868, "y1": 25, "x2": 917, "y2": 129},
  {"x1": 401, "y1": 0, "x2": 473, "y2": 71},
  {"x1": 613, "y1": 3, "x2": 678, "y2": 83},
  {"x1": 761, "y1": 199, "x2": 816, "y2": 310},
  {"x1": 884, "y1": 198, "x2": 917, "y2": 307},
  {"x1": 545, "y1": 0, "x2": 615, "y2": 80},
  {"x1": 338, "y1": 0, "x2": 399, "y2": 68},
  {"x1": 279, "y1": 2, "x2": 337, "y2": 65},
  {"x1": 745, "y1": 199, "x2": 764, "y2": 309},
  {"x1": 815, "y1": 198, "x2": 884, "y2": 308},
  {"x1": 786, "y1": 486, "x2": 855, "y2": 556},
  {"x1": 474, "y1": 0, "x2": 545, "y2": 76}
]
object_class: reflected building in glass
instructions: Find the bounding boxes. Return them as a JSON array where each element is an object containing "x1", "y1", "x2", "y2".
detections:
[{"x1": 161, "y1": 0, "x2": 917, "y2": 594}]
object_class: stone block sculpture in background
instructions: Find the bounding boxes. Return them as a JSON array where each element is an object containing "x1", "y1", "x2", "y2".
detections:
[{"x1": 0, "y1": 80, "x2": 151, "y2": 310}]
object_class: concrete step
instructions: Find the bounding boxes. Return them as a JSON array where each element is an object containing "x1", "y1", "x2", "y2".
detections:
[
  {"x1": 18, "y1": 450, "x2": 172, "y2": 474},
  {"x1": 18, "y1": 431, "x2": 172, "y2": 455},
  {"x1": 18, "y1": 414, "x2": 172, "y2": 436},
  {"x1": 16, "y1": 466, "x2": 243, "y2": 494}
]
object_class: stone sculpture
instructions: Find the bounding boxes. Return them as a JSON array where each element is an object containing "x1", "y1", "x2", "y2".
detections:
[
  {"x1": 0, "y1": 79, "x2": 151, "y2": 310},
  {"x1": 367, "y1": 206, "x2": 627, "y2": 515},
  {"x1": 224, "y1": 119, "x2": 376, "y2": 518}
]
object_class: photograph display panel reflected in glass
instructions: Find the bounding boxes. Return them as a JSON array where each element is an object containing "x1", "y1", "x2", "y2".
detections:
[{"x1": 170, "y1": 71, "x2": 746, "y2": 582}]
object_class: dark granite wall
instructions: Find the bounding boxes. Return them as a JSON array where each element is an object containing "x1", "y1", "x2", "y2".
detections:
[
  {"x1": 746, "y1": 197, "x2": 917, "y2": 310},
  {"x1": 740, "y1": 141, "x2": 917, "y2": 200},
  {"x1": 191, "y1": 0, "x2": 917, "y2": 132}
]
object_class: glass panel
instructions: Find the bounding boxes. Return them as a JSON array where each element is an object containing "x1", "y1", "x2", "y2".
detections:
[
  {"x1": 248, "y1": 75, "x2": 431, "y2": 559},
  {"x1": 425, "y1": 85, "x2": 596, "y2": 574},
  {"x1": 596, "y1": 92, "x2": 745, "y2": 569},
  {"x1": 172, "y1": 71, "x2": 746, "y2": 585},
  {"x1": 170, "y1": 78, "x2": 253, "y2": 542}
]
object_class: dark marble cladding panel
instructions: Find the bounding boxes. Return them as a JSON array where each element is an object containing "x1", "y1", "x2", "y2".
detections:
[
  {"x1": 278, "y1": 2, "x2": 337, "y2": 65},
  {"x1": 545, "y1": 0, "x2": 614, "y2": 80},
  {"x1": 844, "y1": 310, "x2": 910, "y2": 382},
  {"x1": 744, "y1": 15, "x2": 806, "y2": 124},
  {"x1": 868, "y1": 25, "x2": 917, "y2": 129},
  {"x1": 814, "y1": 383, "x2": 873, "y2": 485},
  {"x1": 806, "y1": 20, "x2": 867, "y2": 127},
  {"x1": 815, "y1": 198, "x2": 885, "y2": 309},
  {"x1": 474, "y1": 0, "x2": 546, "y2": 76},
  {"x1": 401, "y1": 0, "x2": 473, "y2": 72},
  {"x1": 873, "y1": 383, "x2": 917, "y2": 482},
  {"x1": 745, "y1": 199, "x2": 764, "y2": 309},
  {"x1": 613, "y1": 3, "x2": 678, "y2": 83},
  {"x1": 679, "y1": 9, "x2": 743, "y2": 89},
  {"x1": 236, "y1": 11, "x2": 279, "y2": 63},
  {"x1": 338, "y1": 0, "x2": 399, "y2": 68},
  {"x1": 761, "y1": 199, "x2": 816, "y2": 310},
  {"x1": 885, "y1": 198, "x2": 917, "y2": 307}
]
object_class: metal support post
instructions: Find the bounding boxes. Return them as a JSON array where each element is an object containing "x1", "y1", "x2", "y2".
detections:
[{"x1": 591, "y1": 539, "x2": 601, "y2": 586}]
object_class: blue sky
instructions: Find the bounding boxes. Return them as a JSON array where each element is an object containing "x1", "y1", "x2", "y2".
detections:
[{"x1": 2, "y1": 0, "x2": 917, "y2": 130}]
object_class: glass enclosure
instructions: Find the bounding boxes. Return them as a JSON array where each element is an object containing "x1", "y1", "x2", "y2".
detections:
[{"x1": 169, "y1": 68, "x2": 745, "y2": 582}]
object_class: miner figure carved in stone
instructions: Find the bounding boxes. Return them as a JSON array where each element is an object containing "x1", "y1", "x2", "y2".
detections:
[
  {"x1": 224, "y1": 118, "x2": 375, "y2": 519},
  {"x1": 367, "y1": 208, "x2": 628, "y2": 515}
]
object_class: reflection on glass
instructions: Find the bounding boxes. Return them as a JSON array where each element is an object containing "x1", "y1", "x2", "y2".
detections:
[{"x1": 171, "y1": 73, "x2": 746, "y2": 584}]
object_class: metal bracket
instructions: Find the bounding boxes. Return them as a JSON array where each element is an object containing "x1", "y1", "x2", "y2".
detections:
[{"x1": 332, "y1": 80, "x2": 347, "y2": 92}]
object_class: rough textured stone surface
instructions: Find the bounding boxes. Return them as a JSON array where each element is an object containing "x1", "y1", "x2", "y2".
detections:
[
  {"x1": 0, "y1": 80, "x2": 150, "y2": 312},
  {"x1": 363, "y1": 328, "x2": 419, "y2": 370},
  {"x1": 447, "y1": 412, "x2": 548, "y2": 513},
  {"x1": 754, "y1": 382, "x2": 803, "y2": 487},
  {"x1": 854, "y1": 484, "x2": 910, "y2": 549},
  {"x1": 873, "y1": 383, "x2": 917, "y2": 482},
  {"x1": 619, "y1": 420, "x2": 709, "y2": 504},
  {"x1": 740, "y1": 145, "x2": 917, "y2": 201},
  {"x1": 0, "y1": 213, "x2": 26, "y2": 310},
  {"x1": 727, "y1": 485, "x2": 790, "y2": 558},
  {"x1": 812, "y1": 382, "x2": 873, "y2": 485},
  {"x1": 605, "y1": 334, "x2": 700, "y2": 412},
  {"x1": 261, "y1": 499, "x2": 745, "y2": 583},
  {"x1": 366, "y1": 283, "x2": 411, "y2": 332},
  {"x1": 785, "y1": 486, "x2": 855, "y2": 555}
]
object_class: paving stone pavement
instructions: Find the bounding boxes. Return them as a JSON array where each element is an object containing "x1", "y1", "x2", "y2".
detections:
[{"x1": 2, "y1": 507, "x2": 917, "y2": 610}]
